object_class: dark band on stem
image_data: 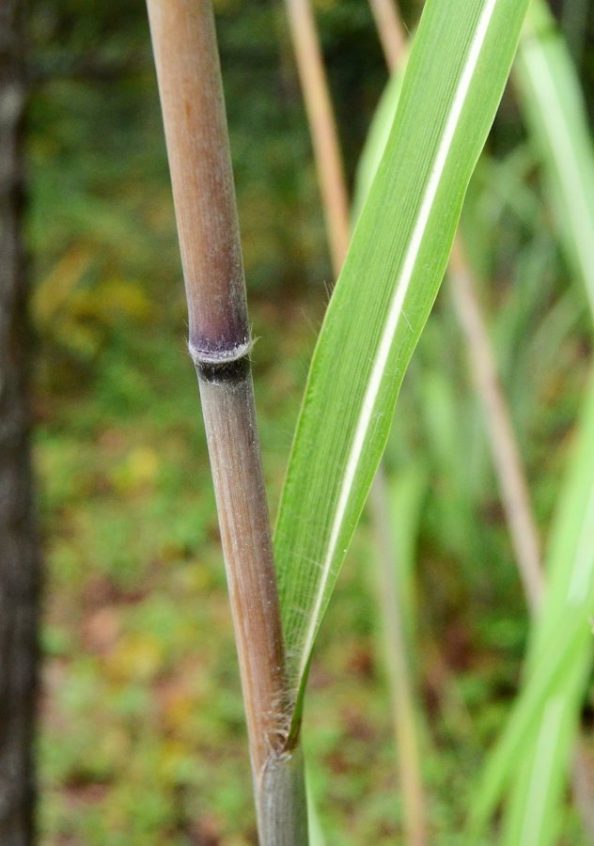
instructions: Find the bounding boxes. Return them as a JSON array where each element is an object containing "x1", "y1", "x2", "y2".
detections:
[{"x1": 197, "y1": 355, "x2": 251, "y2": 383}]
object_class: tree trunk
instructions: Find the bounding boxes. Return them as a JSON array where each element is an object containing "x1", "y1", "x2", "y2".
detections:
[{"x1": 0, "y1": 3, "x2": 41, "y2": 844}]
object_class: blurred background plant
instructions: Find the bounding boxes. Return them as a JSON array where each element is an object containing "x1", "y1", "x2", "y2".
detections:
[{"x1": 26, "y1": 0, "x2": 594, "y2": 843}]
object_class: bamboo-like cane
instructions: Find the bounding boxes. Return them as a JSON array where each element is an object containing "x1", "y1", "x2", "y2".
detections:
[
  {"x1": 145, "y1": 3, "x2": 306, "y2": 842},
  {"x1": 282, "y1": 2, "x2": 428, "y2": 844}
]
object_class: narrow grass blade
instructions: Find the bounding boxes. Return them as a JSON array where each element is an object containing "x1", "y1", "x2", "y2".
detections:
[
  {"x1": 471, "y1": 7, "x2": 594, "y2": 818},
  {"x1": 497, "y1": 364, "x2": 594, "y2": 845},
  {"x1": 366, "y1": 0, "x2": 544, "y2": 607},
  {"x1": 274, "y1": 0, "x2": 530, "y2": 713},
  {"x1": 382, "y1": 464, "x2": 427, "y2": 647},
  {"x1": 371, "y1": 467, "x2": 428, "y2": 845},
  {"x1": 306, "y1": 772, "x2": 327, "y2": 846},
  {"x1": 514, "y1": 0, "x2": 594, "y2": 321},
  {"x1": 470, "y1": 373, "x2": 594, "y2": 839},
  {"x1": 501, "y1": 660, "x2": 590, "y2": 846},
  {"x1": 285, "y1": 3, "x2": 431, "y2": 836}
]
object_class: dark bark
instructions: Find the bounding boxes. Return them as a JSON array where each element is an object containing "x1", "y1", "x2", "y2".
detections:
[{"x1": 0, "y1": 2, "x2": 40, "y2": 845}]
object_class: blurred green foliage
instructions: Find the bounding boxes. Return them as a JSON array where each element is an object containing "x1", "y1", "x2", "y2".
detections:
[{"x1": 28, "y1": 1, "x2": 593, "y2": 844}]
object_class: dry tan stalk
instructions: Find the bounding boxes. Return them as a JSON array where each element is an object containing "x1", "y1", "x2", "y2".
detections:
[
  {"x1": 448, "y1": 241, "x2": 542, "y2": 610},
  {"x1": 146, "y1": 2, "x2": 305, "y2": 840},
  {"x1": 284, "y1": 0, "x2": 351, "y2": 272},
  {"x1": 368, "y1": 0, "x2": 408, "y2": 74}
]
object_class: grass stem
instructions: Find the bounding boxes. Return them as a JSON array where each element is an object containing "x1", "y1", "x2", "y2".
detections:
[
  {"x1": 448, "y1": 241, "x2": 543, "y2": 611},
  {"x1": 284, "y1": 0, "x2": 350, "y2": 275},
  {"x1": 146, "y1": 2, "x2": 306, "y2": 840},
  {"x1": 367, "y1": 0, "x2": 408, "y2": 74}
]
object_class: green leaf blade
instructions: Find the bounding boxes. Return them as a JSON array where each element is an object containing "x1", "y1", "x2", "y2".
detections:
[
  {"x1": 478, "y1": 15, "x2": 594, "y2": 836},
  {"x1": 515, "y1": 0, "x2": 594, "y2": 320},
  {"x1": 470, "y1": 373, "x2": 594, "y2": 841},
  {"x1": 275, "y1": 0, "x2": 530, "y2": 707}
]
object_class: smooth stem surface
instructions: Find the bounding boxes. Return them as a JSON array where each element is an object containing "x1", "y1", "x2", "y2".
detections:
[
  {"x1": 197, "y1": 369, "x2": 286, "y2": 771},
  {"x1": 147, "y1": 0, "x2": 249, "y2": 358},
  {"x1": 199, "y1": 369, "x2": 307, "y2": 842},
  {"x1": 146, "y1": 2, "x2": 306, "y2": 841},
  {"x1": 283, "y1": 2, "x2": 427, "y2": 843}
]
